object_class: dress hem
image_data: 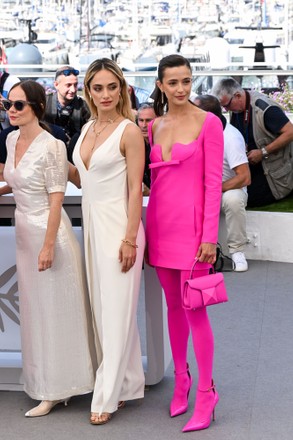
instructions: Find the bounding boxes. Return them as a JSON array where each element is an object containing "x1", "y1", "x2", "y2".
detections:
[
  {"x1": 91, "y1": 391, "x2": 144, "y2": 414},
  {"x1": 24, "y1": 385, "x2": 94, "y2": 401}
]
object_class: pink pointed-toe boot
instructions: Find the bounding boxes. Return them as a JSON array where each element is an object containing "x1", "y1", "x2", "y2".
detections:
[
  {"x1": 170, "y1": 364, "x2": 193, "y2": 418},
  {"x1": 182, "y1": 380, "x2": 219, "y2": 432}
]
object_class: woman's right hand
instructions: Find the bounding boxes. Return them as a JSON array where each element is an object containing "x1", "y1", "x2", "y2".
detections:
[{"x1": 196, "y1": 242, "x2": 217, "y2": 264}]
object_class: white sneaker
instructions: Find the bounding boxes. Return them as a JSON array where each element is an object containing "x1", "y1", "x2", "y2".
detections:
[{"x1": 231, "y1": 252, "x2": 248, "y2": 272}]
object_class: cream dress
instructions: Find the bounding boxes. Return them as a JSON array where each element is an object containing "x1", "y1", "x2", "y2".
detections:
[
  {"x1": 4, "y1": 129, "x2": 95, "y2": 400},
  {"x1": 73, "y1": 119, "x2": 145, "y2": 415}
]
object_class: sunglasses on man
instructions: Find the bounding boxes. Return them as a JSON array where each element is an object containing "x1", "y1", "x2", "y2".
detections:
[
  {"x1": 1, "y1": 99, "x2": 34, "y2": 112},
  {"x1": 55, "y1": 68, "x2": 79, "y2": 79}
]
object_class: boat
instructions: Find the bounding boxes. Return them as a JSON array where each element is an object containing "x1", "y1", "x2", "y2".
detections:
[
  {"x1": 33, "y1": 32, "x2": 69, "y2": 66},
  {"x1": 68, "y1": 31, "x2": 121, "y2": 71}
]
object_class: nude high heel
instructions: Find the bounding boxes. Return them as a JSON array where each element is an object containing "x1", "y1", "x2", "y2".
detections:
[
  {"x1": 182, "y1": 380, "x2": 219, "y2": 432},
  {"x1": 90, "y1": 401, "x2": 125, "y2": 425},
  {"x1": 90, "y1": 412, "x2": 112, "y2": 425},
  {"x1": 170, "y1": 363, "x2": 193, "y2": 417},
  {"x1": 25, "y1": 398, "x2": 70, "y2": 418}
]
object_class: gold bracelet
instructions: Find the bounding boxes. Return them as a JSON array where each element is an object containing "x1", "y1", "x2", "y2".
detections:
[{"x1": 121, "y1": 239, "x2": 138, "y2": 248}]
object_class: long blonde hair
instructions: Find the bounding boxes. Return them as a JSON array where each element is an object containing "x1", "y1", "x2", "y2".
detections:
[{"x1": 84, "y1": 58, "x2": 134, "y2": 121}]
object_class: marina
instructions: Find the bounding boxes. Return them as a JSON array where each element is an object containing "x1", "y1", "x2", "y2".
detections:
[
  {"x1": 1, "y1": 0, "x2": 293, "y2": 97},
  {"x1": 2, "y1": 2, "x2": 293, "y2": 439}
]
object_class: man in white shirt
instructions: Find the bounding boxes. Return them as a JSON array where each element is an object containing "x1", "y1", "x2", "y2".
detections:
[{"x1": 194, "y1": 94, "x2": 251, "y2": 272}]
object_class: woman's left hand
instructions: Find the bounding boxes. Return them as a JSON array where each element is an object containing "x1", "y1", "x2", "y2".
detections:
[
  {"x1": 196, "y1": 243, "x2": 217, "y2": 264},
  {"x1": 119, "y1": 242, "x2": 136, "y2": 273}
]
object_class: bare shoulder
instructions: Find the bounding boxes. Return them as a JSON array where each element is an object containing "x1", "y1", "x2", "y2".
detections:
[
  {"x1": 192, "y1": 104, "x2": 207, "y2": 120},
  {"x1": 152, "y1": 116, "x2": 162, "y2": 127},
  {"x1": 151, "y1": 116, "x2": 165, "y2": 134},
  {"x1": 121, "y1": 120, "x2": 144, "y2": 156},
  {"x1": 122, "y1": 121, "x2": 144, "y2": 146},
  {"x1": 192, "y1": 102, "x2": 206, "y2": 115},
  {"x1": 193, "y1": 105, "x2": 217, "y2": 130},
  {"x1": 123, "y1": 120, "x2": 142, "y2": 137}
]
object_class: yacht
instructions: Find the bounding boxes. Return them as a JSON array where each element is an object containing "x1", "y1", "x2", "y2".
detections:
[{"x1": 34, "y1": 32, "x2": 69, "y2": 66}]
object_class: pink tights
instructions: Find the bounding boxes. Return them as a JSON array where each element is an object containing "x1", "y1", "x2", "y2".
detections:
[{"x1": 156, "y1": 267, "x2": 214, "y2": 390}]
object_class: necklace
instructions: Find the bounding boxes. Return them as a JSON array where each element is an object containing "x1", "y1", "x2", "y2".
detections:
[{"x1": 91, "y1": 116, "x2": 120, "y2": 151}]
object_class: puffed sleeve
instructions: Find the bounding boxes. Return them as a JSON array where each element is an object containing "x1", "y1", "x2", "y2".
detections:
[
  {"x1": 44, "y1": 138, "x2": 68, "y2": 194},
  {"x1": 202, "y1": 113, "x2": 224, "y2": 244}
]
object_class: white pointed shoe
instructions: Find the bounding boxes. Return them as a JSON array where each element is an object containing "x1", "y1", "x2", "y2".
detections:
[
  {"x1": 25, "y1": 399, "x2": 70, "y2": 417},
  {"x1": 231, "y1": 252, "x2": 248, "y2": 272}
]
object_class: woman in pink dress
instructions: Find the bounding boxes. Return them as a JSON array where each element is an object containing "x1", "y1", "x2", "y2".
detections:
[{"x1": 146, "y1": 54, "x2": 224, "y2": 432}]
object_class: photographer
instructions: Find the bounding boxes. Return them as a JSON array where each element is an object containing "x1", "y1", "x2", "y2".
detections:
[{"x1": 44, "y1": 66, "x2": 90, "y2": 162}]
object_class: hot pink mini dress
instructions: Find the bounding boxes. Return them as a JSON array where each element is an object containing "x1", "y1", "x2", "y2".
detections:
[{"x1": 146, "y1": 112, "x2": 224, "y2": 271}]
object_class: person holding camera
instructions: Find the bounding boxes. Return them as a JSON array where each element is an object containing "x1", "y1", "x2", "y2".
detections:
[
  {"x1": 212, "y1": 77, "x2": 293, "y2": 208},
  {"x1": 44, "y1": 66, "x2": 90, "y2": 162}
]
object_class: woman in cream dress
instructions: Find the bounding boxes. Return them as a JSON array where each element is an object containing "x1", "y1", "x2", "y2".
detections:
[
  {"x1": 70, "y1": 58, "x2": 145, "y2": 425},
  {"x1": 1, "y1": 80, "x2": 94, "y2": 417}
]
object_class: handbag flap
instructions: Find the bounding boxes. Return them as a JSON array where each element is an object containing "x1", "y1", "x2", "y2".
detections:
[
  {"x1": 183, "y1": 268, "x2": 228, "y2": 310},
  {"x1": 186, "y1": 273, "x2": 224, "y2": 290}
]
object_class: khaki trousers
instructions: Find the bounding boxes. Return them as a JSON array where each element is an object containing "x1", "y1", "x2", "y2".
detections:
[{"x1": 221, "y1": 189, "x2": 248, "y2": 254}]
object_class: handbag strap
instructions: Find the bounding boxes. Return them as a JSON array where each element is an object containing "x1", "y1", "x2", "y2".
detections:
[{"x1": 189, "y1": 258, "x2": 215, "y2": 279}]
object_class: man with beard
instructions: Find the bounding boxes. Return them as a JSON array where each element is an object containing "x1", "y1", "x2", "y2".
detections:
[{"x1": 44, "y1": 66, "x2": 90, "y2": 162}]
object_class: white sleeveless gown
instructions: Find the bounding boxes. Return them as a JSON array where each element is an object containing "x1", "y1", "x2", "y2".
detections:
[{"x1": 73, "y1": 119, "x2": 145, "y2": 414}]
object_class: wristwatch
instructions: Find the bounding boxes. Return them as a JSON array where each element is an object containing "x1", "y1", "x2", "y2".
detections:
[{"x1": 261, "y1": 147, "x2": 269, "y2": 159}]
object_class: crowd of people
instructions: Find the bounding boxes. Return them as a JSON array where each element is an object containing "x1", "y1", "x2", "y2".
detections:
[{"x1": 1, "y1": 56, "x2": 293, "y2": 432}]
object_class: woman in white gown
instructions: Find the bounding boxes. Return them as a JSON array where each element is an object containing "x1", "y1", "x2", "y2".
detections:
[
  {"x1": 1, "y1": 80, "x2": 94, "y2": 417},
  {"x1": 70, "y1": 58, "x2": 145, "y2": 425}
]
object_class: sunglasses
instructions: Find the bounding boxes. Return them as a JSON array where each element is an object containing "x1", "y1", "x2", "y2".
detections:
[
  {"x1": 55, "y1": 68, "x2": 79, "y2": 79},
  {"x1": 1, "y1": 99, "x2": 34, "y2": 111}
]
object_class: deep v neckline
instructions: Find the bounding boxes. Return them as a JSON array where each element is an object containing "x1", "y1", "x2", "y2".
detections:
[
  {"x1": 150, "y1": 112, "x2": 208, "y2": 162},
  {"x1": 155, "y1": 141, "x2": 195, "y2": 162},
  {"x1": 80, "y1": 120, "x2": 124, "y2": 171}
]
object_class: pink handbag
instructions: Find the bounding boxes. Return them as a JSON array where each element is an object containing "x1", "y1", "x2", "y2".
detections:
[{"x1": 182, "y1": 258, "x2": 228, "y2": 310}]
